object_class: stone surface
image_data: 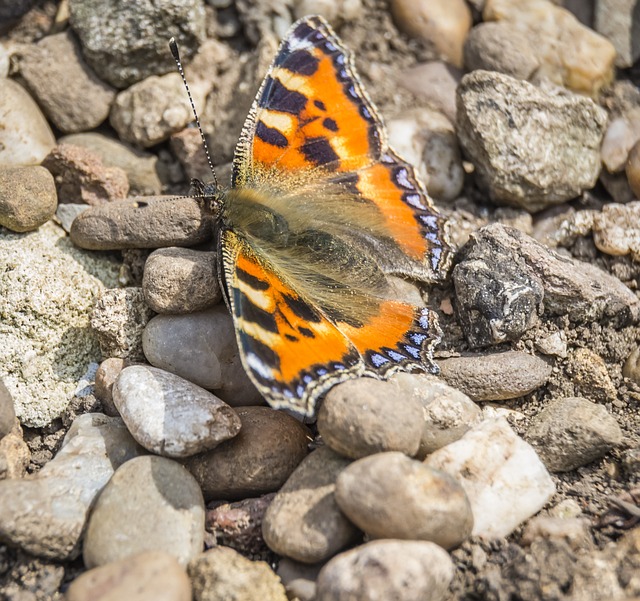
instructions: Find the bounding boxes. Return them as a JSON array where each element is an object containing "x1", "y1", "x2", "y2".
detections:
[
  {"x1": 525, "y1": 397, "x2": 623, "y2": 472},
  {"x1": 593, "y1": 201, "x2": 640, "y2": 260},
  {"x1": 317, "y1": 378, "x2": 424, "y2": 459},
  {"x1": 0, "y1": 378, "x2": 16, "y2": 441},
  {"x1": 0, "y1": 414, "x2": 143, "y2": 559},
  {"x1": 56, "y1": 203, "x2": 88, "y2": 233},
  {"x1": 438, "y1": 351, "x2": 552, "y2": 402},
  {"x1": 0, "y1": 79, "x2": 56, "y2": 166},
  {"x1": 565, "y1": 347, "x2": 618, "y2": 404},
  {"x1": 0, "y1": 221, "x2": 120, "y2": 427},
  {"x1": 594, "y1": 0, "x2": 640, "y2": 67},
  {"x1": 623, "y1": 346, "x2": 640, "y2": 386},
  {"x1": 143, "y1": 248, "x2": 221, "y2": 314},
  {"x1": 315, "y1": 540, "x2": 454, "y2": 601},
  {"x1": 113, "y1": 365, "x2": 241, "y2": 457},
  {"x1": 83, "y1": 455, "x2": 205, "y2": 568},
  {"x1": 0, "y1": 421, "x2": 31, "y2": 480},
  {"x1": 94, "y1": 357, "x2": 128, "y2": 416},
  {"x1": 277, "y1": 558, "x2": 320, "y2": 601},
  {"x1": 0, "y1": 165, "x2": 57, "y2": 232},
  {"x1": 628, "y1": 140, "x2": 640, "y2": 198},
  {"x1": 457, "y1": 70, "x2": 607, "y2": 211},
  {"x1": 183, "y1": 406, "x2": 309, "y2": 501},
  {"x1": 292, "y1": 0, "x2": 363, "y2": 23},
  {"x1": 262, "y1": 446, "x2": 360, "y2": 563},
  {"x1": 601, "y1": 111, "x2": 640, "y2": 173},
  {"x1": 65, "y1": 551, "x2": 192, "y2": 601},
  {"x1": 426, "y1": 417, "x2": 556, "y2": 538}
]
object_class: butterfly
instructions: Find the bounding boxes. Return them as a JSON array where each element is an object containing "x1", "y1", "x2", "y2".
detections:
[{"x1": 191, "y1": 15, "x2": 451, "y2": 417}]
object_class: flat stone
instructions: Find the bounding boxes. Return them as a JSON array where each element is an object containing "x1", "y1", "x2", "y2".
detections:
[{"x1": 0, "y1": 166, "x2": 57, "y2": 232}]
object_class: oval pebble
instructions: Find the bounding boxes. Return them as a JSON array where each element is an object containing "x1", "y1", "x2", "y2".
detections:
[
  {"x1": 335, "y1": 451, "x2": 472, "y2": 549},
  {"x1": 317, "y1": 378, "x2": 424, "y2": 459},
  {"x1": 113, "y1": 365, "x2": 241, "y2": 458},
  {"x1": 315, "y1": 540, "x2": 454, "y2": 601},
  {"x1": 262, "y1": 446, "x2": 360, "y2": 563},
  {"x1": 83, "y1": 455, "x2": 205, "y2": 568},
  {"x1": 65, "y1": 551, "x2": 191, "y2": 601},
  {"x1": 183, "y1": 406, "x2": 309, "y2": 501}
]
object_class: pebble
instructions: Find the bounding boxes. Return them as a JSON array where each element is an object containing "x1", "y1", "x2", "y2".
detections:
[
  {"x1": 534, "y1": 331, "x2": 568, "y2": 358},
  {"x1": 142, "y1": 248, "x2": 221, "y2": 314},
  {"x1": 65, "y1": 551, "x2": 192, "y2": 601},
  {"x1": 317, "y1": 378, "x2": 424, "y2": 459},
  {"x1": 565, "y1": 347, "x2": 618, "y2": 404},
  {"x1": 262, "y1": 446, "x2": 360, "y2": 563},
  {"x1": 391, "y1": 0, "x2": 472, "y2": 67},
  {"x1": 600, "y1": 111, "x2": 640, "y2": 173},
  {"x1": 83, "y1": 455, "x2": 205, "y2": 567},
  {"x1": 521, "y1": 516, "x2": 593, "y2": 552},
  {"x1": 0, "y1": 79, "x2": 56, "y2": 166},
  {"x1": 622, "y1": 346, "x2": 640, "y2": 385},
  {"x1": 594, "y1": 0, "x2": 640, "y2": 67},
  {"x1": 0, "y1": 413, "x2": 143, "y2": 559},
  {"x1": 392, "y1": 373, "x2": 482, "y2": 457},
  {"x1": 170, "y1": 127, "x2": 215, "y2": 183},
  {"x1": 0, "y1": 378, "x2": 16, "y2": 441},
  {"x1": 91, "y1": 287, "x2": 154, "y2": 361},
  {"x1": 600, "y1": 168, "x2": 636, "y2": 204},
  {"x1": 56, "y1": 203, "x2": 88, "y2": 233},
  {"x1": 438, "y1": 351, "x2": 551, "y2": 401},
  {"x1": 0, "y1": 421, "x2": 31, "y2": 480},
  {"x1": 70, "y1": 197, "x2": 214, "y2": 250},
  {"x1": 293, "y1": 0, "x2": 363, "y2": 22},
  {"x1": 188, "y1": 546, "x2": 287, "y2": 601},
  {"x1": 593, "y1": 201, "x2": 640, "y2": 261},
  {"x1": 277, "y1": 558, "x2": 322, "y2": 601},
  {"x1": 627, "y1": 141, "x2": 640, "y2": 198},
  {"x1": 183, "y1": 406, "x2": 309, "y2": 501},
  {"x1": 457, "y1": 71, "x2": 607, "y2": 212},
  {"x1": 94, "y1": 357, "x2": 128, "y2": 416},
  {"x1": 113, "y1": 365, "x2": 241, "y2": 458},
  {"x1": 142, "y1": 307, "x2": 262, "y2": 405},
  {"x1": 525, "y1": 397, "x2": 623, "y2": 472},
  {"x1": 426, "y1": 417, "x2": 556, "y2": 538},
  {"x1": 16, "y1": 30, "x2": 115, "y2": 133},
  {"x1": 335, "y1": 452, "x2": 473, "y2": 549},
  {"x1": 0, "y1": 165, "x2": 57, "y2": 232},
  {"x1": 315, "y1": 540, "x2": 454, "y2": 601}
]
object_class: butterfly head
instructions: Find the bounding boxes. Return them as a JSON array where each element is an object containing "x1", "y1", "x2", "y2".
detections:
[{"x1": 190, "y1": 177, "x2": 226, "y2": 219}]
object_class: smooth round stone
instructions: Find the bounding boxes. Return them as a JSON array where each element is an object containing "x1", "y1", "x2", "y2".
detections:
[
  {"x1": 0, "y1": 79, "x2": 56, "y2": 166},
  {"x1": 142, "y1": 306, "x2": 262, "y2": 405},
  {"x1": 627, "y1": 140, "x2": 640, "y2": 198},
  {"x1": 318, "y1": 378, "x2": 424, "y2": 459},
  {"x1": 622, "y1": 346, "x2": 640, "y2": 386},
  {"x1": 335, "y1": 452, "x2": 472, "y2": 549},
  {"x1": 65, "y1": 551, "x2": 192, "y2": 601},
  {"x1": 188, "y1": 547, "x2": 287, "y2": 601},
  {"x1": 113, "y1": 365, "x2": 241, "y2": 458},
  {"x1": 277, "y1": 558, "x2": 322, "y2": 601},
  {"x1": 0, "y1": 166, "x2": 57, "y2": 232},
  {"x1": 142, "y1": 247, "x2": 221, "y2": 314},
  {"x1": 83, "y1": 455, "x2": 205, "y2": 567},
  {"x1": 315, "y1": 540, "x2": 454, "y2": 601},
  {"x1": 94, "y1": 357, "x2": 128, "y2": 416},
  {"x1": 0, "y1": 378, "x2": 16, "y2": 441},
  {"x1": 183, "y1": 406, "x2": 309, "y2": 501},
  {"x1": 262, "y1": 446, "x2": 360, "y2": 563},
  {"x1": 438, "y1": 351, "x2": 552, "y2": 401}
]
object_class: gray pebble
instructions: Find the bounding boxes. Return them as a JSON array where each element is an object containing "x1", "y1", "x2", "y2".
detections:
[
  {"x1": 317, "y1": 377, "x2": 424, "y2": 459},
  {"x1": 83, "y1": 455, "x2": 205, "y2": 567},
  {"x1": 315, "y1": 540, "x2": 454, "y2": 601},
  {"x1": 0, "y1": 378, "x2": 16, "y2": 441},
  {"x1": 438, "y1": 350, "x2": 552, "y2": 401},
  {"x1": 262, "y1": 446, "x2": 360, "y2": 563},
  {"x1": 335, "y1": 452, "x2": 472, "y2": 549},
  {"x1": 55, "y1": 203, "x2": 88, "y2": 233},
  {"x1": 525, "y1": 397, "x2": 623, "y2": 472},
  {"x1": 277, "y1": 558, "x2": 322, "y2": 601},
  {"x1": 0, "y1": 166, "x2": 57, "y2": 232}
]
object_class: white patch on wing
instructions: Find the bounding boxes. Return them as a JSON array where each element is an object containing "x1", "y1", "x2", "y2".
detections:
[{"x1": 246, "y1": 352, "x2": 276, "y2": 380}]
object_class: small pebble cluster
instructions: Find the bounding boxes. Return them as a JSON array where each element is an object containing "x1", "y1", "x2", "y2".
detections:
[{"x1": 1, "y1": 1, "x2": 640, "y2": 601}]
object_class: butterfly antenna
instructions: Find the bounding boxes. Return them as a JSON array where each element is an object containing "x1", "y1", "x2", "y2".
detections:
[{"x1": 169, "y1": 37, "x2": 218, "y2": 189}]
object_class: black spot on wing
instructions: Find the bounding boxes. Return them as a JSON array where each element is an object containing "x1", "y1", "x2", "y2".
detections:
[
  {"x1": 323, "y1": 117, "x2": 338, "y2": 132},
  {"x1": 256, "y1": 121, "x2": 288, "y2": 148},
  {"x1": 300, "y1": 136, "x2": 339, "y2": 167},
  {"x1": 298, "y1": 326, "x2": 314, "y2": 338},
  {"x1": 279, "y1": 49, "x2": 319, "y2": 75},
  {"x1": 283, "y1": 293, "x2": 322, "y2": 323},
  {"x1": 259, "y1": 76, "x2": 307, "y2": 115},
  {"x1": 314, "y1": 99, "x2": 326, "y2": 111},
  {"x1": 236, "y1": 267, "x2": 270, "y2": 291},
  {"x1": 236, "y1": 289, "x2": 279, "y2": 333},
  {"x1": 240, "y1": 331, "x2": 280, "y2": 372}
]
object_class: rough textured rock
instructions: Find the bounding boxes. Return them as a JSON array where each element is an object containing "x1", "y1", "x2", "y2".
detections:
[
  {"x1": 565, "y1": 348, "x2": 618, "y2": 404},
  {"x1": 0, "y1": 166, "x2": 57, "y2": 232},
  {"x1": 0, "y1": 421, "x2": 31, "y2": 480},
  {"x1": 594, "y1": 0, "x2": 640, "y2": 67},
  {"x1": 592, "y1": 201, "x2": 640, "y2": 260}
]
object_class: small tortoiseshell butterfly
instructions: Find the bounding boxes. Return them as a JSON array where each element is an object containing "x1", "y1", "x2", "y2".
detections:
[{"x1": 188, "y1": 15, "x2": 451, "y2": 416}]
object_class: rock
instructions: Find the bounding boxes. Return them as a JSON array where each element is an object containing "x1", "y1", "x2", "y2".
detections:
[
  {"x1": 335, "y1": 452, "x2": 472, "y2": 549},
  {"x1": 0, "y1": 413, "x2": 143, "y2": 559},
  {"x1": 292, "y1": 0, "x2": 363, "y2": 23},
  {"x1": 113, "y1": 365, "x2": 241, "y2": 458},
  {"x1": 525, "y1": 397, "x2": 623, "y2": 472},
  {"x1": 65, "y1": 551, "x2": 192, "y2": 601},
  {"x1": 0, "y1": 421, "x2": 31, "y2": 480},
  {"x1": 601, "y1": 169, "x2": 636, "y2": 204},
  {"x1": 16, "y1": 31, "x2": 115, "y2": 133},
  {"x1": 0, "y1": 378, "x2": 16, "y2": 441},
  {"x1": 60, "y1": 132, "x2": 163, "y2": 195},
  {"x1": 94, "y1": 357, "x2": 128, "y2": 416},
  {"x1": 183, "y1": 406, "x2": 309, "y2": 501},
  {"x1": 457, "y1": 71, "x2": 607, "y2": 212},
  {"x1": 593, "y1": 201, "x2": 640, "y2": 261},
  {"x1": 391, "y1": 0, "x2": 472, "y2": 67},
  {"x1": 0, "y1": 221, "x2": 120, "y2": 427},
  {"x1": 0, "y1": 79, "x2": 56, "y2": 166},
  {"x1": 463, "y1": 22, "x2": 539, "y2": 80},
  {"x1": 56, "y1": 203, "x2": 88, "y2": 233},
  {"x1": 315, "y1": 540, "x2": 454, "y2": 601},
  {"x1": 601, "y1": 111, "x2": 640, "y2": 173},
  {"x1": 91, "y1": 288, "x2": 154, "y2": 361},
  {"x1": 169, "y1": 127, "x2": 215, "y2": 184},
  {"x1": 0, "y1": 0, "x2": 36, "y2": 23},
  {"x1": 68, "y1": 0, "x2": 206, "y2": 88},
  {"x1": 623, "y1": 346, "x2": 640, "y2": 385},
  {"x1": 483, "y1": 0, "x2": 616, "y2": 96},
  {"x1": 142, "y1": 248, "x2": 221, "y2": 314},
  {"x1": 262, "y1": 446, "x2": 360, "y2": 563},
  {"x1": 521, "y1": 516, "x2": 593, "y2": 552},
  {"x1": 565, "y1": 348, "x2": 618, "y2": 404},
  {"x1": 142, "y1": 307, "x2": 262, "y2": 405},
  {"x1": 277, "y1": 558, "x2": 321, "y2": 601},
  {"x1": 426, "y1": 417, "x2": 556, "y2": 538},
  {"x1": 188, "y1": 547, "x2": 287, "y2": 601},
  {"x1": 438, "y1": 351, "x2": 551, "y2": 401},
  {"x1": 628, "y1": 141, "x2": 640, "y2": 198},
  {"x1": 83, "y1": 455, "x2": 205, "y2": 567},
  {"x1": 70, "y1": 197, "x2": 214, "y2": 250},
  {"x1": 594, "y1": 0, "x2": 640, "y2": 67},
  {"x1": 0, "y1": 165, "x2": 57, "y2": 232},
  {"x1": 317, "y1": 378, "x2": 424, "y2": 459},
  {"x1": 41, "y1": 144, "x2": 129, "y2": 205}
]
